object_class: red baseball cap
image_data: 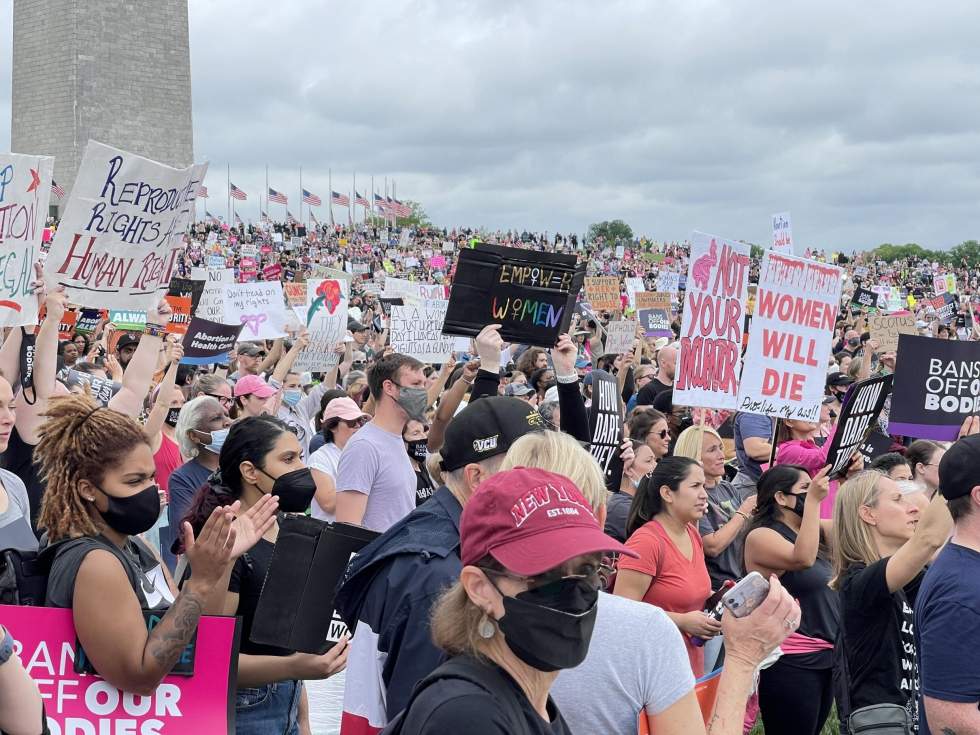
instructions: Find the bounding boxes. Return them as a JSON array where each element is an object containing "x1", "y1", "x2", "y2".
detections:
[{"x1": 460, "y1": 467, "x2": 637, "y2": 576}]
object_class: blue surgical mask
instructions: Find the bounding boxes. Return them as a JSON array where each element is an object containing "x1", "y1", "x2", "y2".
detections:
[
  {"x1": 282, "y1": 389, "x2": 303, "y2": 408},
  {"x1": 201, "y1": 428, "x2": 229, "y2": 455}
]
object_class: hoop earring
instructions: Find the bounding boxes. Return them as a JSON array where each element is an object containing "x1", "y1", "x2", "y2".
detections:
[{"x1": 478, "y1": 613, "x2": 495, "y2": 639}]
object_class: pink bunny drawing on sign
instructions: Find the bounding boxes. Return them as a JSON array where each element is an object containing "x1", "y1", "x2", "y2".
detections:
[{"x1": 692, "y1": 239, "x2": 718, "y2": 290}]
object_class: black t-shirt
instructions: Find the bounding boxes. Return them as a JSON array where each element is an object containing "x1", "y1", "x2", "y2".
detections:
[
  {"x1": 1, "y1": 426, "x2": 45, "y2": 534},
  {"x1": 228, "y1": 538, "x2": 292, "y2": 657},
  {"x1": 840, "y1": 558, "x2": 921, "y2": 728},
  {"x1": 398, "y1": 663, "x2": 571, "y2": 735},
  {"x1": 415, "y1": 468, "x2": 434, "y2": 507},
  {"x1": 635, "y1": 378, "x2": 671, "y2": 406},
  {"x1": 767, "y1": 522, "x2": 839, "y2": 667},
  {"x1": 604, "y1": 492, "x2": 631, "y2": 543}
]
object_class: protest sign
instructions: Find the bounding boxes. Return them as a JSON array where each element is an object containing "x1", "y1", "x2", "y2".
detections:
[
  {"x1": 391, "y1": 299, "x2": 455, "y2": 362},
  {"x1": 604, "y1": 319, "x2": 637, "y2": 355},
  {"x1": 263, "y1": 263, "x2": 282, "y2": 281},
  {"x1": 824, "y1": 374, "x2": 893, "y2": 478},
  {"x1": 933, "y1": 275, "x2": 948, "y2": 295},
  {"x1": 624, "y1": 277, "x2": 644, "y2": 308},
  {"x1": 675, "y1": 232, "x2": 751, "y2": 410},
  {"x1": 635, "y1": 291, "x2": 673, "y2": 337},
  {"x1": 656, "y1": 271, "x2": 681, "y2": 295},
  {"x1": 181, "y1": 317, "x2": 245, "y2": 365},
  {"x1": 61, "y1": 368, "x2": 122, "y2": 405},
  {"x1": 294, "y1": 278, "x2": 349, "y2": 372},
  {"x1": 857, "y1": 429, "x2": 894, "y2": 466},
  {"x1": 2, "y1": 604, "x2": 239, "y2": 735},
  {"x1": 584, "y1": 277, "x2": 621, "y2": 311},
  {"x1": 771, "y1": 212, "x2": 793, "y2": 254},
  {"x1": 46, "y1": 141, "x2": 207, "y2": 310},
  {"x1": 868, "y1": 314, "x2": 917, "y2": 353},
  {"x1": 74, "y1": 308, "x2": 103, "y2": 335},
  {"x1": 168, "y1": 277, "x2": 204, "y2": 315},
  {"x1": 851, "y1": 287, "x2": 878, "y2": 311},
  {"x1": 0, "y1": 152, "x2": 53, "y2": 326},
  {"x1": 221, "y1": 282, "x2": 288, "y2": 340},
  {"x1": 430, "y1": 254, "x2": 446, "y2": 269},
  {"x1": 283, "y1": 282, "x2": 307, "y2": 309},
  {"x1": 164, "y1": 295, "x2": 192, "y2": 335},
  {"x1": 615, "y1": 245, "x2": 625, "y2": 259},
  {"x1": 737, "y1": 252, "x2": 841, "y2": 420},
  {"x1": 56, "y1": 311, "x2": 78, "y2": 341},
  {"x1": 109, "y1": 309, "x2": 147, "y2": 332},
  {"x1": 853, "y1": 266, "x2": 870, "y2": 279},
  {"x1": 442, "y1": 243, "x2": 585, "y2": 348},
  {"x1": 193, "y1": 268, "x2": 234, "y2": 322},
  {"x1": 888, "y1": 334, "x2": 980, "y2": 440},
  {"x1": 929, "y1": 293, "x2": 957, "y2": 323},
  {"x1": 588, "y1": 369, "x2": 624, "y2": 492}
]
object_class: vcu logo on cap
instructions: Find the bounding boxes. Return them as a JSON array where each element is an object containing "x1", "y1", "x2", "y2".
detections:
[{"x1": 473, "y1": 435, "x2": 499, "y2": 452}]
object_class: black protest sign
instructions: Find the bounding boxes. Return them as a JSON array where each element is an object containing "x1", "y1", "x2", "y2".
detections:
[
  {"x1": 168, "y1": 277, "x2": 205, "y2": 315},
  {"x1": 442, "y1": 243, "x2": 586, "y2": 347},
  {"x1": 929, "y1": 293, "x2": 957, "y2": 324},
  {"x1": 251, "y1": 515, "x2": 378, "y2": 653},
  {"x1": 851, "y1": 288, "x2": 878, "y2": 310},
  {"x1": 826, "y1": 374, "x2": 893, "y2": 479},
  {"x1": 62, "y1": 369, "x2": 122, "y2": 407},
  {"x1": 588, "y1": 369, "x2": 624, "y2": 492},
  {"x1": 889, "y1": 334, "x2": 980, "y2": 441},
  {"x1": 378, "y1": 297, "x2": 403, "y2": 318},
  {"x1": 857, "y1": 430, "x2": 893, "y2": 466},
  {"x1": 74, "y1": 308, "x2": 102, "y2": 335},
  {"x1": 180, "y1": 317, "x2": 245, "y2": 365}
]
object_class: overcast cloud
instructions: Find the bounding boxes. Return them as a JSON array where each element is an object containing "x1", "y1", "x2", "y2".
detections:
[{"x1": 4, "y1": 0, "x2": 980, "y2": 251}]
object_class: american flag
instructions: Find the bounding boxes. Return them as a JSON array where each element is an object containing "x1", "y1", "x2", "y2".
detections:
[
  {"x1": 392, "y1": 198, "x2": 412, "y2": 217},
  {"x1": 51, "y1": 180, "x2": 65, "y2": 198},
  {"x1": 230, "y1": 183, "x2": 247, "y2": 201},
  {"x1": 268, "y1": 188, "x2": 288, "y2": 205},
  {"x1": 234, "y1": 212, "x2": 243, "y2": 226},
  {"x1": 373, "y1": 193, "x2": 388, "y2": 212},
  {"x1": 198, "y1": 185, "x2": 209, "y2": 198},
  {"x1": 286, "y1": 211, "x2": 299, "y2": 225},
  {"x1": 331, "y1": 191, "x2": 350, "y2": 206},
  {"x1": 310, "y1": 210, "x2": 319, "y2": 225},
  {"x1": 354, "y1": 191, "x2": 369, "y2": 208},
  {"x1": 205, "y1": 210, "x2": 220, "y2": 224},
  {"x1": 302, "y1": 189, "x2": 322, "y2": 206},
  {"x1": 260, "y1": 210, "x2": 269, "y2": 222}
]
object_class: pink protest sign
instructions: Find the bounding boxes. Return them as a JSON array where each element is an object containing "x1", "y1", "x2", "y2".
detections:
[
  {"x1": 429, "y1": 254, "x2": 446, "y2": 269},
  {"x1": 1, "y1": 604, "x2": 239, "y2": 735}
]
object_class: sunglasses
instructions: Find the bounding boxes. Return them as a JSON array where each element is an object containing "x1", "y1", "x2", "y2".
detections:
[
  {"x1": 651, "y1": 429, "x2": 669, "y2": 440},
  {"x1": 206, "y1": 393, "x2": 233, "y2": 407},
  {"x1": 343, "y1": 417, "x2": 369, "y2": 428},
  {"x1": 479, "y1": 561, "x2": 602, "y2": 592}
]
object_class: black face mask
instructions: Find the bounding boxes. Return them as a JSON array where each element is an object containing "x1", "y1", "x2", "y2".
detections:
[
  {"x1": 785, "y1": 491, "x2": 807, "y2": 517},
  {"x1": 406, "y1": 439, "x2": 428, "y2": 463},
  {"x1": 95, "y1": 484, "x2": 161, "y2": 536},
  {"x1": 491, "y1": 576, "x2": 599, "y2": 672},
  {"x1": 259, "y1": 467, "x2": 316, "y2": 512},
  {"x1": 164, "y1": 407, "x2": 181, "y2": 427}
]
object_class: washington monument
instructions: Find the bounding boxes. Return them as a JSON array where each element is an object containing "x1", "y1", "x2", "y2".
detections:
[{"x1": 11, "y1": 0, "x2": 194, "y2": 212}]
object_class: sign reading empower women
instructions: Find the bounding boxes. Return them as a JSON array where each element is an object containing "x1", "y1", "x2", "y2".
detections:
[{"x1": 443, "y1": 243, "x2": 586, "y2": 347}]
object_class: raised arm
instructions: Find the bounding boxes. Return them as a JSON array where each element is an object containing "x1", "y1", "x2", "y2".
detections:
[
  {"x1": 16, "y1": 286, "x2": 71, "y2": 444},
  {"x1": 255, "y1": 338, "x2": 283, "y2": 376},
  {"x1": 144, "y1": 342, "x2": 185, "y2": 452},
  {"x1": 108, "y1": 300, "x2": 171, "y2": 418}
]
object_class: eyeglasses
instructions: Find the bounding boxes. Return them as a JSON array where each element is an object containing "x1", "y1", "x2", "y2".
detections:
[
  {"x1": 206, "y1": 393, "x2": 233, "y2": 407},
  {"x1": 343, "y1": 417, "x2": 369, "y2": 428},
  {"x1": 478, "y1": 562, "x2": 602, "y2": 592}
]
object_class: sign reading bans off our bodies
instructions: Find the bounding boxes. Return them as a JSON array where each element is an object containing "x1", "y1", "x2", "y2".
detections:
[
  {"x1": 442, "y1": 243, "x2": 586, "y2": 348},
  {"x1": 46, "y1": 141, "x2": 207, "y2": 311},
  {"x1": 888, "y1": 334, "x2": 980, "y2": 440},
  {"x1": 674, "y1": 232, "x2": 750, "y2": 411},
  {"x1": 738, "y1": 253, "x2": 842, "y2": 421}
]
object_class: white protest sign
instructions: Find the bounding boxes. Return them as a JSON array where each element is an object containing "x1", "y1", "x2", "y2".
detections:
[
  {"x1": 46, "y1": 141, "x2": 207, "y2": 309},
  {"x1": 675, "y1": 232, "x2": 751, "y2": 410},
  {"x1": 604, "y1": 319, "x2": 637, "y2": 355},
  {"x1": 294, "y1": 278, "x2": 349, "y2": 372},
  {"x1": 624, "y1": 277, "x2": 645, "y2": 309},
  {"x1": 615, "y1": 245, "x2": 625, "y2": 259},
  {"x1": 656, "y1": 271, "x2": 680, "y2": 294},
  {"x1": 221, "y1": 281, "x2": 288, "y2": 340},
  {"x1": 737, "y1": 253, "x2": 842, "y2": 421},
  {"x1": 398, "y1": 229, "x2": 412, "y2": 248},
  {"x1": 193, "y1": 268, "x2": 234, "y2": 322},
  {"x1": 383, "y1": 276, "x2": 443, "y2": 300},
  {"x1": 771, "y1": 212, "x2": 793, "y2": 254},
  {"x1": 0, "y1": 153, "x2": 53, "y2": 326},
  {"x1": 390, "y1": 299, "x2": 454, "y2": 362}
]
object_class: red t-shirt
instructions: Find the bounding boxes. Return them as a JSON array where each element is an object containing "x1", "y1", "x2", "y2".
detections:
[
  {"x1": 154, "y1": 433, "x2": 182, "y2": 502},
  {"x1": 618, "y1": 519, "x2": 712, "y2": 676}
]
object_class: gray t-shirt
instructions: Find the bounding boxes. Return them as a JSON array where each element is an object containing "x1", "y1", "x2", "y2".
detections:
[
  {"x1": 336, "y1": 421, "x2": 416, "y2": 532},
  {"x1": 0, "y1": 468, "x2": 37, "y2": 552},
  {"x1": 698, "y1": 478, "x2": 745, "y2": 588},
  {"x1": 552, "y1": 592, "x2": 694, "y2": 733}
]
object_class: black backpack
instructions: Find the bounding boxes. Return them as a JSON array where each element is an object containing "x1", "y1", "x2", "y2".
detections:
[
  {"x1": 0, "y1": 539, "x2": 87, "y2": 606},
  {"x1": 382, "y1": 656, "x2": 531, "y2": 735}
]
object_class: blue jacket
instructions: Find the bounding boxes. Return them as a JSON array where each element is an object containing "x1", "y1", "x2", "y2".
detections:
[{"x1": 334, "y1": 485, "x2": 463, "y2": 726}]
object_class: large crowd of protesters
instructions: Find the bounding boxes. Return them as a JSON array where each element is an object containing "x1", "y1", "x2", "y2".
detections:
[{"x1": 0, "y1": 214, "x2": 977, "y2": 735}]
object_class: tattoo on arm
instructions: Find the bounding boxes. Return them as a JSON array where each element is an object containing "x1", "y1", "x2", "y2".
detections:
[
  {"x1": 941, "y1": 729, "x2": 957, "y2": 735},
  {"x1": 146, "y1": 589, "x2": 204, "y2": 668}
]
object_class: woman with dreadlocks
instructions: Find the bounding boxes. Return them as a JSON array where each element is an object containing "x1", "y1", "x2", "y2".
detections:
[{"x1": 36, "y1": 393, "x2": 278, "y2": 696}]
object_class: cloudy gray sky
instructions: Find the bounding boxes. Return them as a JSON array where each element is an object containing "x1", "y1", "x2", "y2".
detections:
[{"x1": 3, "y1": 1, "x2": 980, "y2": 251}]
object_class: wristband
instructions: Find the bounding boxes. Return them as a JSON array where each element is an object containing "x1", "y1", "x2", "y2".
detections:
[
  {"x1": 556, "y1": 373, "x2": 578, "y2": 384},
  {"x1": 143, "y1": 324, "x2": 167, "y2": 338},
  {"x1": 0, "y1": 625, "x2": 13, "y2": 667},
  {"x1": 734, "y1": 511, "x2": 748, "y2": 521}
]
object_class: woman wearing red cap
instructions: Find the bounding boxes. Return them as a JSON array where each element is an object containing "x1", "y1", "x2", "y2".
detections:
[{"x1": 383, "y1": 467, "x2": 633, "y2": 734}]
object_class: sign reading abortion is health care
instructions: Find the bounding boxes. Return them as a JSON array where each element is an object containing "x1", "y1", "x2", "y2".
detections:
[{"x1": 443, "y1": 243, "x2": 586, "y2": 348}]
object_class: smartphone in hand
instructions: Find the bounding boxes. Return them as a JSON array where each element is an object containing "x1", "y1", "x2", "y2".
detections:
[{"x1": 721, "y1": 571, "x2": 771, "y2": 619}]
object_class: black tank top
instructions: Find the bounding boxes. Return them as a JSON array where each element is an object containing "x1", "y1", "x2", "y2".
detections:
[{"x1": 768, "y1": 521, "x2": 840, "y2": 665}]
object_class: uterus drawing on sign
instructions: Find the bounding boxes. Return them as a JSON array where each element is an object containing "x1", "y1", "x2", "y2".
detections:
[{"x1": 240, "y1": 314, "x2": 268, "y2": 336}]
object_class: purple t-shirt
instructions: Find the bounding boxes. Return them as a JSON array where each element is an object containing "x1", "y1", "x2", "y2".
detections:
[{"x1": 335, "y1": 421, "x2": 416, "y2": 532}]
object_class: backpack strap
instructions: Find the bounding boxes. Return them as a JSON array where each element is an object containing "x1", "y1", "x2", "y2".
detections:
[{"x1": 382, "y1": 656, "x2": 530, "y2": 735}]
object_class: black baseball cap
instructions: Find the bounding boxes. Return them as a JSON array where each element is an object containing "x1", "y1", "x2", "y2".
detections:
[
  {"x1": 347, "y1": 318, "x2": 368, "y2": 333},
  {"x1": 439, "y1": 397, "x2": 545, "y2": 472},
  {"x1": 116, "y1": 333, "x2": 141, "y2": 351},
  {"x1": 939, "y1": 434, "x2": 980, "y2": 500},
  {"x1": 826, "y1": 373, "x2": 854, "y2": 389}
]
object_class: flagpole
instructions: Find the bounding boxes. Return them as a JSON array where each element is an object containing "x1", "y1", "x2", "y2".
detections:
[
  {"x1": 299, "y1": 166, "x2": 303, "y2": 226},
  {"x1": 328, "y1": 168, "x2": 334, "y2": 227},
  {"x1": 227, "y1": 163, "x2": 231, "y2": 223},
  {"x1": 371, "y1": 175, "x2": 375, "y2": 227},
  {"x1": 353, "y1": 172, "x2": 357, "y2": 225},
  {"x1": 265, "y1": 164, "x2": 269, "y2": 222}
]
